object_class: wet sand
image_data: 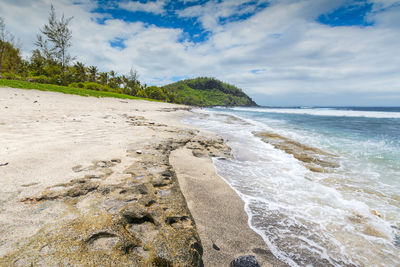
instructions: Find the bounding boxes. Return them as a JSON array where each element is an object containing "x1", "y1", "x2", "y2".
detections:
[{"x1": 170, "y1": 148, "x2": 286, "y2": 266}]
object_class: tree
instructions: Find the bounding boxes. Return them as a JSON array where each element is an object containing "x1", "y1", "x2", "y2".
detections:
[
  {"x1": 126, "y1": 68, "x2": 138, "y2": 87},
  {"x1": 30, "y1": 49, "x2": 46, "y2": 75},
  {"x1": 0, "y1": 41, "x2": 21, "y2": 74},
  {"x1": 0, "y1": 17, "x2": 6, "y2": 73},
  {"x1": 99, "y1": 72, "x2": 108, "y2": 85},
  {"x1": 122, "y1": 68, "x2": 141, "y2": 95},
  {"x1": 136, "y1": 89, "x2": 147, "y2": 98},
  {"x1": 107, "y1": 70, "x2": 119, "y2": 88},
  {"x1": 0, "y1": 17, "x2": 17, "y2": 73},
  {"x1": 145, "y1": 86, "x2": 166, "y2": 100},
  {"x1": 73, "y1": 61, "x2": 86, "y2": 82},
  {"x1": 36, "y1": 5, "x2": 74, "y2": 83},
  {"x1": 87, "y1": 65, "x2": 98, "y2": 82}
]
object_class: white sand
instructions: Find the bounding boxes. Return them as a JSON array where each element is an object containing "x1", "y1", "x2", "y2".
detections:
[{"x1": 0, "y1": 87, "x2": 186, "y2": 256}]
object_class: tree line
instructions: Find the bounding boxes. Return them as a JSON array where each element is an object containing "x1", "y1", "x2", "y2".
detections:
[{"x1": 0, "y1": 5, "x2": 170, "y2": 101}]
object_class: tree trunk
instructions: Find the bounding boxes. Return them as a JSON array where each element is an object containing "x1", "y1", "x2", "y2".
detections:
[{"x1": 61, "y1": 49, "x2": 65, "y2": 84}]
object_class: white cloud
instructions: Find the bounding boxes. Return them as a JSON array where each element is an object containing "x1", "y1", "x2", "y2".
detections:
[
  {"x1": 0, "y1": 0, "x2": 399, "y2": 105},
  {"x1": 177, "y1": 0, "x2": 264, "y2": 30},
  {"x1": 118, "y1": 0, "x2": 166, "y2": 15}
]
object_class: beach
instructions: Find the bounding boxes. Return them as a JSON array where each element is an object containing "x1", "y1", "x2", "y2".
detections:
[{"x1": 0, "y1": 87, "x2": 282, "y2": 266}]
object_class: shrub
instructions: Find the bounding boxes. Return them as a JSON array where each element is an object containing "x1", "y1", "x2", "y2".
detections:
[
  {"x1": 69, "y1": 82, "x2": 85, "y2": 88},
  {"x1": 136, "y1": 89, "x2": 147, "y2": 98},
  {"x1": 1, "y1": 72, "x2": 18, "y2": 80},
  {"x1": 84, "y1": 82, "x2": 103, "y2": 91},
  {"x1": 27, "y1": 75, "x2": 53, "y2": 84},
  {"x1": 145, "y1": 86, "x2": 166, "y2": 100}
]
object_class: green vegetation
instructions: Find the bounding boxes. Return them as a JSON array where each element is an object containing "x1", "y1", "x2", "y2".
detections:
[
  {"x1": 35, "y1": 4, "x2": 74, "y2": 81},
  {"x1": 162, "y1": 77, "x2": 257, "y2": 106},
  {"x1": 0, "y1": 79, "x2": 158, "y2": 101},
  {"x1": 0, "y1": 9, "x2": 147, "y2": 99},
  {"x1": 0, "y1": 7, "x2": 257, "y2": 106}
]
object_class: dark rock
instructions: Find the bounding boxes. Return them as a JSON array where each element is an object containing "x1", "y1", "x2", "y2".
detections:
[
  {"x1": 161, "y1": 170, "x2": 173, "y2": 177},
  {"x1": 153, "y1": 177, "x2": 171, "y2": 187},
  {"x1": 212, "y1": 243, "x2": 220, "y2": 251},
  {"x1": 123, "y1": 208, "x2": 155, "y2": 225},
  {"x1": 230, "y1": 255, "x2": 260, "y2": 267},
  {"x1": 0, "y1": 162, "x2": 8, "y2": 167}
]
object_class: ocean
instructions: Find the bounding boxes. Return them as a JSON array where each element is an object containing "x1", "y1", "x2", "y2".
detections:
[{"x1": 185, "y1": 106, "x2": 400, "y2": 267}]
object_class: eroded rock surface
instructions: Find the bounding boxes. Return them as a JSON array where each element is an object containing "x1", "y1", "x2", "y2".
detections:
[
  {"x1": 1, "y1": 121, "x2": 231, "y2": 266},
  {"x1": 253, "y1": 131, "x2": 339, "y2": 173}
]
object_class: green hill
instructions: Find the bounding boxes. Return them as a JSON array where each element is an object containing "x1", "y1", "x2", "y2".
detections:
[{"x1": 162, "y1": 77, "x2": 257, "y2": 107}]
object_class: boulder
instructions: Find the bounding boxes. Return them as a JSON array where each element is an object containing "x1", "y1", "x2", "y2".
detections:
[{"x1": 230, "y1": 255, "x2": 260, "y2": 267}]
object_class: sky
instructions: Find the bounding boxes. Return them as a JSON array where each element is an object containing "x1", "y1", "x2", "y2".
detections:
[{"x1": 0, "y1": 0, "x2": 399, "y2": 106}]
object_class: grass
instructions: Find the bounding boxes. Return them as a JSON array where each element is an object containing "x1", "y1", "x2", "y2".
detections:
[{"x1": 0, "y1": 79, "x2": 159, "y2": 102}]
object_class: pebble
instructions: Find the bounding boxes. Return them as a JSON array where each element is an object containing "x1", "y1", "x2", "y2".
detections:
[
  {"x1": 230, "y1": 255, "x2": 260, "y2": 267},
  {"x1": 136, "y1": 150, "x2": 142, "y2": 154},
  {"x1": 212, "y1": 243, "x2": 220, "y2": 251}
]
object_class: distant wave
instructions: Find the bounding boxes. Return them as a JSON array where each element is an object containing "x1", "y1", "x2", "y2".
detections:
[{"x1": 232, "y1": 107, "x2": 400, "y2": 119}]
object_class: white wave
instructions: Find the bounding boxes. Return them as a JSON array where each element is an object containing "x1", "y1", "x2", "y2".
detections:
[
  {"x1": 231, "y1": 107, "x2": 400, "y2": 119},
  {"x1": 186, "y1": 108, "x2": 400, "y2": 267}
]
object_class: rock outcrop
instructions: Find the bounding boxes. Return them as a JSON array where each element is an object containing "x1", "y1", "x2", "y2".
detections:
[
  {"x1": 253, "y1": 131, "x2": 339, "y2": 173},
  {"x1": 1, "y1": 116, "x2": 231, "y2": 266}
]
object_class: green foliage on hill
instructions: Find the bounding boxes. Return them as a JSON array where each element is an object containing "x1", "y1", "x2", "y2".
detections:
[{"x1": 162, "y1": 77, "x2": 257, "y2": 106}]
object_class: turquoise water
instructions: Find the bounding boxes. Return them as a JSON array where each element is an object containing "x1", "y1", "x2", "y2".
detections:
[{"x1": 186, "y1": 107, "x2": 400, "y2": 267}]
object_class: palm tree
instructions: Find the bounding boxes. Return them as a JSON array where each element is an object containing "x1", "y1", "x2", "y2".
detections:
[
  {"x1": 109, "y1": 70, "x2": 116, "y2": 79},
  {"x1": 99, "y1": 72, "x2": 108, "y2": 85},
  {"x1": 107, "y1": 70, "x2": 118, "y2": 89},
  {"x1": 73, "y1": 61, "x2": 86, "y2": 82},
  {"x1": 87, "y1": 65, "x2": 98, "y2": 82}
]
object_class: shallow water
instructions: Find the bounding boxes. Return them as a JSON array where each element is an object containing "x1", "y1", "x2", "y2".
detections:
[{"x1": 186, "y1": 107, "x2": 400, "y2": 267}]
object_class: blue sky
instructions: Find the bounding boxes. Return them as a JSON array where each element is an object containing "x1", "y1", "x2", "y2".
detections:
[{"x1": 1, "y1": 0, "x2": 400, "y2": 106}]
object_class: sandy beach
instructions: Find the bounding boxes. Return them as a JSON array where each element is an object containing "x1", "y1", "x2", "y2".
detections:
[{"x1": 0, "y1": 87, "x2": 283, "y2": 266}]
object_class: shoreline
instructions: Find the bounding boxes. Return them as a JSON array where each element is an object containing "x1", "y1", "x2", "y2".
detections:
[
  {"x1": 171, "y1": 148, "x2": 286, "y2": 267},
  {"x1": 0, "y1": 87, "x2": 282, "y2": 266}
]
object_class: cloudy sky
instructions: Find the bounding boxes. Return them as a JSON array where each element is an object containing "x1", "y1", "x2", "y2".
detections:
[{"x1": 1, "y1": 0, "x2": 399, "y2": 106}]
